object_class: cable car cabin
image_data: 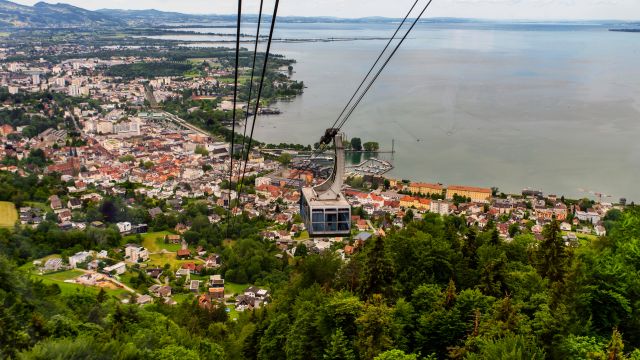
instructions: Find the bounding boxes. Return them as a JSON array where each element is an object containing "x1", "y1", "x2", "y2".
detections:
[
  {"x1": 301, "y1": 188, "x2": 351, "y2": 237},
  {"x1": 300, "y1": 129, "x2": 351, "y2": 237}
]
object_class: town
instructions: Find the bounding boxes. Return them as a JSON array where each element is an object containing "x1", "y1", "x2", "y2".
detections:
[
  {"x1": 0, "y1": 6, "x2": 637, "y2": 358},
  {"x1": 1, "y1": 41, "x2": 623, "y2": 311},
  {"x1": 0, "y1": 49, "x2": 620, "y2": 311}
]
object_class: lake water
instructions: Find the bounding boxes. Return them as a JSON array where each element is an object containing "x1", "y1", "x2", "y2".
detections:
[{"x1": 164, "y1": 22, "x2": 640, "y2": 201}]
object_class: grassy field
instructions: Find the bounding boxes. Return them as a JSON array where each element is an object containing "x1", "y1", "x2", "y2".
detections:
[
  {"x1": 31, "y1": 270, "x2": 128, "y2": 298},
  {"x1": 42, "y1": 269, "x2": 84, "y2": 281},
  {"x1": 127, "y1": 231, "x2": 179, "y2": 252},
  {"x1": 148, "y1": 253, "x2": 202, "y2": 269},
  {"x1": 227, "y1": 307, "x2": 240, "y2": 321},
  {"x1": 0, "y1": 201, "x2": 18, "y2": 227},
  {"x1": 225, "y1": 282, "x2": 249, "y2": 296},
  {"x1": 173, "y1": 293, "x2": 195, "y2": 304}
]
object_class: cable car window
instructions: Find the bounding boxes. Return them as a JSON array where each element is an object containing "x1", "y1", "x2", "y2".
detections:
[
  {"x1": 313, "y1": 223, "x2": 325, "y2": 232},
  {"x1": 338, "y1": 209, "x2": 349, "y2": 222},
  {"x1": 312, "y1": 210, "x2": 324, "y2": 223},
  {"x1": 326, "y1": 212, "x2": 338, "y2": 231}
]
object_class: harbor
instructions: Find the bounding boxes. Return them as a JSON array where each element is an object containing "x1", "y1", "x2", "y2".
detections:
[{"x1": 348, "y1": 157, "x2": 394, "y2": 176}]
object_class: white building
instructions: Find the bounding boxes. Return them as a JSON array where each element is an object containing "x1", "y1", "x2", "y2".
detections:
[
  {"x1": 255, "y1": 177, "x2": 271, "y2": 187},
  {"x1": 113, "y1": 118, "x2": 141, "y2": 137},
  {"x1": 125, "y1": 245, "x2": 149, "y2": 263},
  {"x1": 575, "y1": 210, "x2": 601, "y2": 224},
  {"x1": 117, "y1": 222, "x2": 132, "y2": 233},
  {"x1": 103, "y1": 261, "x2": 127, "y2": 275},
  {"x1": 68, "y1": 251, "x2": 92, "y2": 268},
  {"x1": 95, "y1": 120, "x2": 114, "y2": 134},
  {"x1": 68, "y1": 84, "x2": 80, "y2": 97},
  {"x1": 430, "y1": 200, "x2": 450, "y2": 216}
]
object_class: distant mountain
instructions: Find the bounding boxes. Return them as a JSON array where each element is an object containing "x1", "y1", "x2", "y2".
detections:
[
  {"x1": 0, "y1": 1, "x2": 637, "y2": 29},
  {"x1": 0, "y1": 0, "x2": 122, "y2": 28},
  {"x1": 94, "y1": 9, "x2": 236, "y2": 24}
]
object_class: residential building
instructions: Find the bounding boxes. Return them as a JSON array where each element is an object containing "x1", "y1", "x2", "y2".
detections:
[
  {"x1": 575, "y1": 209, "x2": 601, "y2": 224},
  {"x1": 125, "y1": 245, "x2": 149, "y2": 263},
  {"x1": 104, "y1": 262, "x2": 127, "y2": 275},
  {"x1": 116, "y1": 222, "x2": 132, "y2": 233},
  {"x1": 446, "y1": 185, "x2": 492, "y2": 203},
  {"x1": 430, "y1": 200, "x2": 450, "y2": 215},
  {"x1": 68, "y1": 251, "x2": 92, "y2": 268},
  {"x1": 407, "y1": 182, "x2": 443, "y2": 196}
]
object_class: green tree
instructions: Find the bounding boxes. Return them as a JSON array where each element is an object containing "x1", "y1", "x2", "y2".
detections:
[
  {"x1": 465, "y1": 335, "x2": 545, "y2": 360},
  {"x1": 258, "y1": 314, "x2": 290, "y2": 360},
  {"x1": 278, "y1": 153, "x2": 292, "y2": 166},
  {"x1": 153, "y1": 344, "x2": 200, "y2": 360},
  {"x1": 357, "y1": 295, "x2": 394, "y2": 360},
  {"x1": 360, "y1": 237, "x2": 395, "y2": 299},
  {"x1": 324, "y1": 328, "x2": 356, "y2": 360},
  {"x1": 607, "y1": 328, "x2": 626, "y2": 360},
  {"x1": 195, "y1": 145, "x2": 209, "y2": 156},
  {"x1": 509, "y1": 222, "x2": 520, "y2": 238},
  {"x1": 351, "y1": 138, "x2": 362, "y2": 151},
  {"x1": 535, "y1": 219, "x2": 567, "y2": 283},
  {"x1": 363, "y1": 142, "x2": 379, "y2": 152},
  {"x1": 374, "y1": 349, "x2": 419, "y2": 360}
]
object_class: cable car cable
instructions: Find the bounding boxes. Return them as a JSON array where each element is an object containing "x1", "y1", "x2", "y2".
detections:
[
  {"x1": 237, "y1": 0, "x2": 265, "y2": 170},
  {"x1": 335, "y1": 0, "x2": 434, "y2": 132},
  {"x1": 225, "y1": 0, "x2": 242, "y2": 238},
  {"x1": 328, "y1": 0, "x2": 420, "y2": 130},
  {"x1": 281, "y1": 0, "x2": 433, "y2": 192},
  {"x1": 232, "y1": 0, "x2": 280, "y2": 232},
  {"x1": 229, "y1": 0, "x2": 265, "y2": 230}
]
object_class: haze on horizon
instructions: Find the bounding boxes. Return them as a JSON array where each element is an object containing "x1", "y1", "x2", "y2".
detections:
[{"x1": 10, "y1": 0, "x2": 640, "y2": 21}]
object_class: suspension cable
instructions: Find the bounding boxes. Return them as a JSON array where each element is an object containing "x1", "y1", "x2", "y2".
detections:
[
  {"x1": 237, "y1": 0, "x2": 265, "y2": 173},
  {"x1": 230, "y1": 0, "x2": 279, "y2": 232},
  {"x1": 236, "y1": 0, "x2": 280, "y2": 208},
  {"x1": 335, "y1": 0, "x2": 434, "y2": 132},
  {"x1": 328, "y1": 0, "x2": 420, "y2": 130},
  {"x1": 225, "y1": 0, "x2": 242, "y2": 238},
  {"x1": 281, "y1": 0, "x2": 434, "y2": 192}
]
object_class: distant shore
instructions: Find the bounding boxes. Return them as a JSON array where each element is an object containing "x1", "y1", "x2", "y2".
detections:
[{"x1": 609, "y1": 29, "x2": 640, "y2": 33}]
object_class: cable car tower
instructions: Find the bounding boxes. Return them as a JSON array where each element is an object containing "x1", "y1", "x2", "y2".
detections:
[{"x1": 300, "y1": 128, "x2": 351, "y2": 237}]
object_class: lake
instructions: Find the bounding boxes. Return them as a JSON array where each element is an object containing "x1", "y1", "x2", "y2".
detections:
[{"x1": 165, "y1": 21, "x2": 640, "y2": 201}]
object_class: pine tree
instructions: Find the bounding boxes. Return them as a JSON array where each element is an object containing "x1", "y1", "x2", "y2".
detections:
[
  {"x1": 356, "y1": 295, "x2": 394, "y2": 360},
  {"x1": 463, "y1": 227, "x2": 479, "y2": 269},
  {"x1": 324, "y1": 329, "x2": 356, "y2": 360},
  {"x1": 536, "y1": 219, "x2": 568, "y2": 283},
  {"x1": 96, "y1": 288, "x2": 107, "y2": 304},
  {"x1": 607, "y1": 328, "x2": 625, "y2": 360},
  {"x1": 360, "y1": 237, "x2": 395, "y2": 300},
  {"x1": 444, "y1": 279, "x2": 457, "y2": 309}
]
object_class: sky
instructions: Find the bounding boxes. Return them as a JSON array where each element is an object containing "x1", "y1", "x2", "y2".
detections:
[{"x1": 11, "y1": 0, "x2": 640, "y2": 20}]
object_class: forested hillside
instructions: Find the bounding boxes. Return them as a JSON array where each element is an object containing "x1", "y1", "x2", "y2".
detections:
[{"x1": 3, "y1": 208, "x2": 640, "y2": 359}]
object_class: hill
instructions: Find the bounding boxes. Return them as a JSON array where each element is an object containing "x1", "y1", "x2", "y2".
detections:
[{"x1": 0, "y1": 0, "x2": 123, "y2": 28}]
